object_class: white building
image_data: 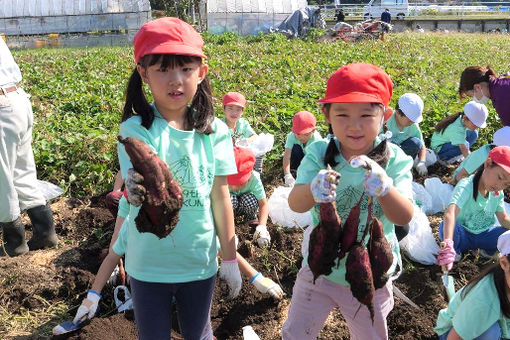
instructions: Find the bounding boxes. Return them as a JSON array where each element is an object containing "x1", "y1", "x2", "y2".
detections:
[
  {"x1": 207, "y1": 0, "x2": 308, "y2": 35},
  {"x1": 0, "y1": 0, "x2": 151, "y2": 36}
]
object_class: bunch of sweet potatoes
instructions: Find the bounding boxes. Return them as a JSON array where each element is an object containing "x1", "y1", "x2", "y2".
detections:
[{"x1": 118, "y1": 136, "x2": 183, "y2": 239}]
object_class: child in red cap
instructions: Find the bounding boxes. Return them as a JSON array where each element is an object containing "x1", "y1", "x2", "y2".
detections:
[
  {"x1": 221, "y1": 92, "x2": 257, "y2": 143},
  {"x1": 80, "y1": 17, "x2": 240, "y2": 340},
  {"x1": 282, "y1": 111, "x2": 323, "y2": 186},
  {"x1": 437, "y1": 145, "x2": 510, "y2": 274},
  {"x1": 227, "y1": 147, "x2": 270, "y2": 247},
  {"x1": 282, "y1": 63, "x2": 414, "y2": 340}
]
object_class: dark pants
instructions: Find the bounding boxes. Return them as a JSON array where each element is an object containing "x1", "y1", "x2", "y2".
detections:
[
  {"x1": 398, "y1": 137, "x2": 423, "y2": 160},
  {"x1": 130, "y1": 275, "x2": 216, "y2": 340},
  {"x1": 439, "y1": 221, "x2": 506, "y2": 255},
  {"x1": 395, "y1": 224, "x2": 410, "y2": 242},
  {"x1": 438, "y1": 129, "x2": 478, "y2": 161},
  {"x1": 231, "y1": 192, "x2": 259, "y2": 221},
  {"x1": 290, "y1": 144, "x2": 305, "y2": 178}
]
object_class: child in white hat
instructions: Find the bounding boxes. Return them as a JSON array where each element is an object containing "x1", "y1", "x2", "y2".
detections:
[
  {"x1": 435, "y1": 229, "x2": 510, "y2": 339},
  {"x1": 453, "y1": 126, "x2": 510, "y2": 184},
  {"x1": 384, "y1": 93, "x2": 428, "y2": 176},
  {"x1": 431, "y1": 101, "x2": 489, "y2": 164}
]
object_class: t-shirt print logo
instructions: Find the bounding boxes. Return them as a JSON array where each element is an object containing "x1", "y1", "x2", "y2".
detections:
[{"x1": 169, "y1": 156, "x2": 209, "y2": 186}]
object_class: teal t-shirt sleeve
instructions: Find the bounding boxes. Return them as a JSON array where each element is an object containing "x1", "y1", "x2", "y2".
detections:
[
  {"x1": 449, "y1": 177, "x2": 472, "y2": 208},
  {"x1": 450, "y1": 119, "x2": 468, "y2": 146},
  {"x1": 117, "y1": 117, "x2": 156, "y2": 179},
  {"x1": 251, "y1": 173, "x2": 266, "y2": 200},
  {"x1": 497, "y1": 194, "x2": 505, "y2": 212},
  {"x1": 112, "y1": 220, "x2": 128, "y2": 256},
  {"x1": 285, "y1": 132, "x2": 296, "y2": 149},
  {"x1": 211, "y1": 119, "x2": 237, "y2": 176},
  {"x1": 464, "y1": 145, "x2": 490, "y2": 174},
  {"x1": 295, "y1": 141, "x2": 327, "y2": 184},
  {"x1": 239, "y1": 118, "x2": 255, "y2": 138},
  {"x1": 117, "y1": 195, "x2": 129, "y2": 219},
  {"x1": 386, "y1": 145, "x2": 413, "y2": 200}
]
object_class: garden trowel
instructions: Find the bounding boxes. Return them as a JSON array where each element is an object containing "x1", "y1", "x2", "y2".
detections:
[{"x1": 441, "y1": 265, "x2": 455, "y2": 301}]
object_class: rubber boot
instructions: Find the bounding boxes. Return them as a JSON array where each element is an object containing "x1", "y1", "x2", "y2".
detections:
[
  {"x1": 27, "y1": 204, "x2": 58, "y2": 250},
  {"x1": 0, "y1": 217, "x2": 29, "y2": 257}
]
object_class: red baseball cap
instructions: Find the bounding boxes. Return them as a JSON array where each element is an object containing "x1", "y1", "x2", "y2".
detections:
[
  {"x1": 227, "y1": 147, "x2": 256, "y2": 186},
  {"x1": 489, "y1": 146, "x2": 510, "y2": 175},
  {"x1": 133, "y1": 17, "x2": 206, "y2": 63},
  {"x1": 318, "y1": 63, "x2": 393, "y2": 107},
  {"x1": 292, "y1": 111, "x2": 317, "y2": 134},
  {"x1": 222, "y1": 92, "x2": 246, "y2": 108}
]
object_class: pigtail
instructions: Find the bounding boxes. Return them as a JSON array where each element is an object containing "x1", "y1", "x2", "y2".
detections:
[
  {"x1": 471, "y1": 165, "x2": 484, "y2": 201},
  {"x1": 324, "y1": 129, "x2": 340, "y2": 167},
  {"x1": 122, "y1": 67, "x2": 155, "y2": 129},
  {"x1": 189, "y1": 76, "x2": 214, "y2": 134},
  {"x1": 461, "y1": 257, "x2": 510, "y2": 318},
  {"x1": 435, "y1": 112, "x2": 462, "y2": 134},
  {"x1": 367, "y1": 138, "x2": 390, "y2": 168}
]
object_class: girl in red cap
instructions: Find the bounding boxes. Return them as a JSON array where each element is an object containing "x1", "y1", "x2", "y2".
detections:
[
  {"x1": 282, "y1": 63, "x2": 414, "y2": 340},
  {"x1": 437, "y1": 146, "x2": 510, "y2": 276},
  {"x1": 111, "y1": 17, "x2": 240, "y2": 340}
]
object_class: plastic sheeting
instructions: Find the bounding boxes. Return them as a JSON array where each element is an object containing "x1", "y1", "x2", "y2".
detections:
[
  {"x1": 208, "y1": 0, "x2": 308, "y2": 14},
  {"x1": 0, "y1": 0, "x2": 150, "y2": 35},
  {"x1": 273, "y1": 6, "x2": 325, "y2": 38}
]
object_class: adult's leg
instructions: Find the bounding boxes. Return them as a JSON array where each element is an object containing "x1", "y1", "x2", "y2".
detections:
[
  {"x1": 175, "y1": 275, "x2": 216, "y2": 340},
  {"x1": 130, "y1": 277, "x2": 174, "y2": 340},
  {"x1": 282, "y1": 266, "x2": 336, "y2": 340}
]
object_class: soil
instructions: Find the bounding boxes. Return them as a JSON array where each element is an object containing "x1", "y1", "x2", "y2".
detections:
[{"x1": 1, "y1": 164, "x2": 494, "y2": 340}]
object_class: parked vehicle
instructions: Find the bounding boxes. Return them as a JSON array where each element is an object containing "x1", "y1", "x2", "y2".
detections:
[{"x1": 363, "y1": 0, "x2": 409, "y2": 20}]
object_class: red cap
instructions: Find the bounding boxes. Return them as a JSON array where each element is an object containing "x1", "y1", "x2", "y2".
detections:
[
  {"x1": 292, "y1": 111, "x2": 316, "y2": 134},
  {"x1": 133, "y1": 17, "x2": 206, "y2": 63},
  {"x1": 222, "y1": 92, "x2": 246, "y2": 108},
  {"x1": 318, "y1": 63, "x2": 393, "y2": 107},
  {"x1": 489, "y1": 146, "x2": 510, "y2": 175},
  {"x1": 227, "y1": 147, "x2": 256, "y2": 186}
]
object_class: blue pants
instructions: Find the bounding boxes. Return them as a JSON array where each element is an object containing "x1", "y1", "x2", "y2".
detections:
[
  {"x1": 290, "y1": 144, "x2": 305, "y2": 178},
  {"x1": 438, "y1": 129, "x2": 478, "y2": 161},
  {"x1": 398, "y1": 137, "x2": 423, "y2": 159},
  {"x1": 439, "y1": 221, "x2": 506, "y2": 255},
  {"x1": 439, "y1": 321, "x2": 504, "y2": 340},
  {"x1": 130, "y1": 275, "x2": 216, "y2": 340}
]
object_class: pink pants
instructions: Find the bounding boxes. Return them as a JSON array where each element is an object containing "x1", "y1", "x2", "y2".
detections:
[{"x1": 282, "y1": 266, "x2": 394, "y2": 340}]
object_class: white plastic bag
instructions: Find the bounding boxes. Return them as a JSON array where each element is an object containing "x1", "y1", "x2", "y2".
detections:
[
  {"x1": 424, "y1": 177, "x2": 453, "y2": 214},
  {"x1": 37, "y1": 180, "x2": 64, "y2": 200},
  {"x1": 236, "y1": 133, "x2": 274, "y2": 157},
  {"x1": 412, "y1": 181, "x2": 433, "y2": 215},
  {"x1": 494, "y1": 202, "x2": 510, "y2": 226},
  {"x1": 399, "y1": 205, "x2": 440, "y2": 265},
  {"x1": 268, "y1": 186, "x2": 312, "y2": 229}
]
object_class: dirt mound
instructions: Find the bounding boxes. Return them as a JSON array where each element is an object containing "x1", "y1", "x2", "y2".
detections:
[{"x1": 0, "y1": 164, "x2": 497, "y2": 339}]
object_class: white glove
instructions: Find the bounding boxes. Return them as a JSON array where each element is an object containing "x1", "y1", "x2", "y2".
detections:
[
  {"x1": 253, "y1": 225, "x2": 271, "y2": 248},
  {"x1": 251, "y1": 273, "x2": 285, "y2": 299},
  {"x1": 415, "y1": 161, "x2": 428, "y2": 176},
  {"x1": 219, "y1": 259, "x2": 242, "y2": 299},
  {"x1": 310, "y1": 168, "x2": 341, "y2": 203},
  {"x1": 284, "y1": 173, "x2": 296, "y2": 187},
  {"x1": 125, "y1": 168, "x2": 145, "y2": 207},
  {"x1": 73, "y1": 290, "x2": 101, "y2": 324},
  {"x1": 350, "y1": 155, "x2": 393, "y2": 197}
]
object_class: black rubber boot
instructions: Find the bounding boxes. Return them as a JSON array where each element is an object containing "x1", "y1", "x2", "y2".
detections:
[
  {"x1": 0, "y1": 218, "x2": 29, "y2": 257},
  {"x1": 27, "y1": 204, "x2": 58, "y2": 250}
]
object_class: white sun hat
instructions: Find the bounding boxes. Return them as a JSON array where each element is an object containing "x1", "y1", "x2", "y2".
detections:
[
  {"x1": 493, "y1": 126, "x2": 510, "y2": 147},
  {"x1": 498, "y1": 230, "x2": 510, "y2": 256},
  {"x1": 463, "y1": 101, "x2": 488, "y2": 128},
  {"x1": 398, "y1": 93, "x2": 424, "y2": 123}
]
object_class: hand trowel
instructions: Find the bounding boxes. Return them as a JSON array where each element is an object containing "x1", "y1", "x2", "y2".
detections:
[{"x1": 441, "y1": 265, "x2": 455, "y2": 301}]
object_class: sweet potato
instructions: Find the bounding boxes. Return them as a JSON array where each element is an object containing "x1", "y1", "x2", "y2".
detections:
[
  {"x1": 337, "y1": 194, "x2": 364, "y2": 261},
  {"x1": 345, "y1": 243, "x2": 375, "y2": 322},
  {"x1": 308, "y1": 201, "x2": 342, "y2": 283},
  {"x1": 369, "y1": 215, "x2": 393, "y2": 289},
  {"x1": 118, "y1": 136, "x2": 183, "y2": 239}
]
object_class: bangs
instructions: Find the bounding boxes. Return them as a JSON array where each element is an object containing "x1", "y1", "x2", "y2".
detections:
[{"x1": 140, "y1": 54, "x2": 202, "y2": 69}]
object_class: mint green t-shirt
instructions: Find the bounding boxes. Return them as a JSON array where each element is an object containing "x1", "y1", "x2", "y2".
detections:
[
  {"x1": 229, "y1": 172, "x2": 266, "y2": 200},
  {"x1": 118, "y1": 195, "x2": 129, "y2": 219},
  {"x1": 385, "y1": 113, "x2": 424, "y2": 146},
  {"x1": 453, "y1": 144, "x2": 492, "y2": 179},
  {"x1": 431, "y1": 116, "x2": 468, "y2": 153},
  {"x1": 449, "y1": 175, "x2": 505, "y2": 234},
  {"x1": 221, "y1": 117, "x2": 255, "y2": 142},
  {"x1": 115, "y1": 110, "x2": 237, "y2": 283},
  {"x1": 435, "y1": 274, "x2": 510, "y2": 338},
  {"x1": 284, "y1": 131, "x2": 322, "y2": 151},
  {"x1": 296, "y1": 138, "x2": 413, "y2": 286}
]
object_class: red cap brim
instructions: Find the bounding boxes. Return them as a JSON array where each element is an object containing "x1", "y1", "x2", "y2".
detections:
[{"x1": 318, "y1": 92, "x2": 385, "y2": 105}]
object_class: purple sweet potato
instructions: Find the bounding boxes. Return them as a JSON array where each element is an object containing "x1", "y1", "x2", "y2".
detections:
[
  {"x1": 308, "y1": 201, "x2": 342, "y2": 283},
  {"x1": 337, "y1": 195, "x2": 364, "y2": 261},
  {"x1": 369, "y1": 215, "x2": 393, "y2": 290},
  {"x1": 345, "y1": 243, "x2": 375, "y2": 322},
  {"x1": 118, "y1": 136, "x2": 183, "y2": 239}
]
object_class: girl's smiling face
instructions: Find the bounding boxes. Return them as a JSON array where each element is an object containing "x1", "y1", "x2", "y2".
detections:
[
  {"x1": 137, "y1": 57, "x2": 207, "y2": 118},
  {"x1": 481, "y1": 159, "x2": 510, "y2": 192},
  {"x1": 323, "y1": 102, "x2": 384, "y2": 160},
  {"x1": 224, "y1": 104, "x2": 244, "y2": 125}
]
